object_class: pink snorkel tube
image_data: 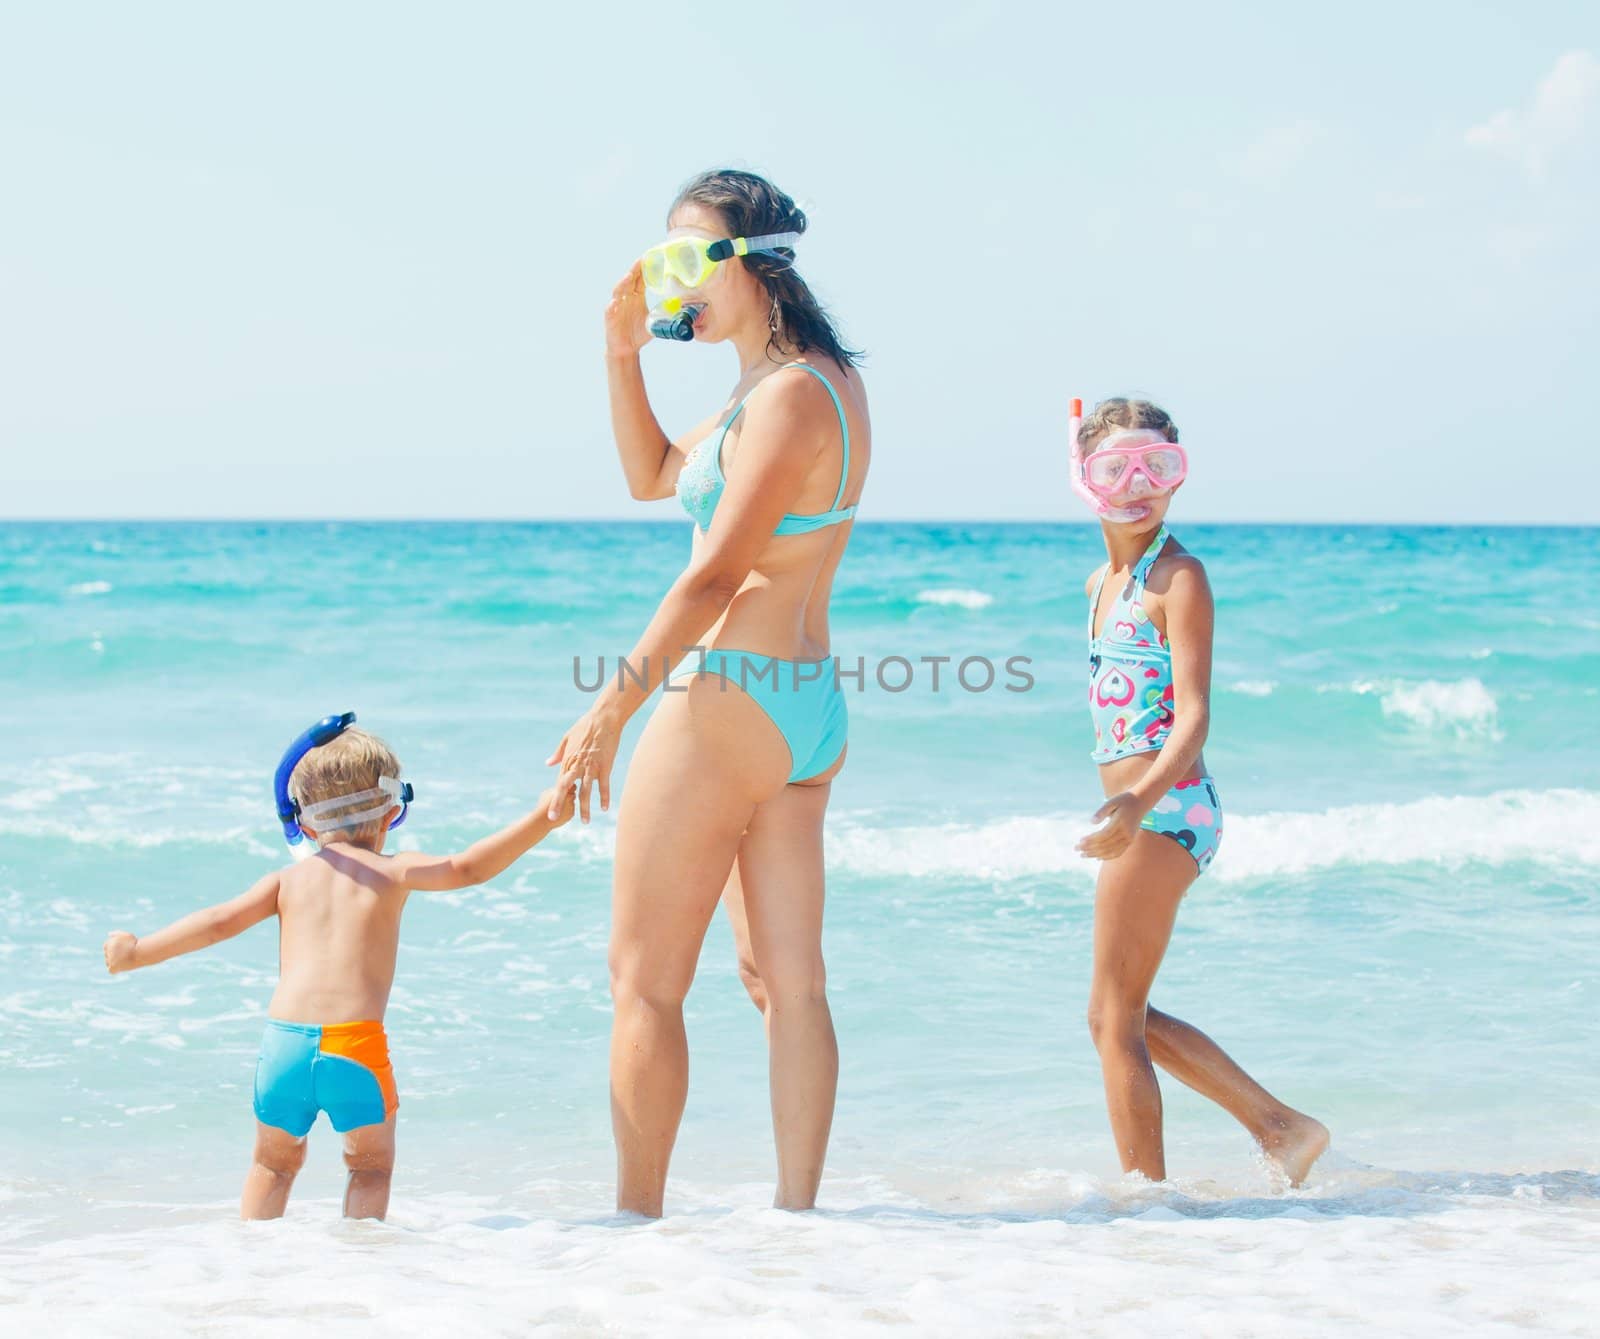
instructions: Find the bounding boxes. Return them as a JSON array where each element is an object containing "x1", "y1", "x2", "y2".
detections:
[{"x1": 1068, "y1": 397, "x2": 1109, "y2": 516}]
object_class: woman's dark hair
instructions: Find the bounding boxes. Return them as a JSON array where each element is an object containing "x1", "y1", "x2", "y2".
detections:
[{"x1": 671, "y1": 168, "x2": 863, "y2": 369}]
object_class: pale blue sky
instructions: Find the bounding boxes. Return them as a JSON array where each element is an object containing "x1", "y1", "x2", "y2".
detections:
[{"x1": 3, "y1": 2, "x2": 1597, "y2": 522}]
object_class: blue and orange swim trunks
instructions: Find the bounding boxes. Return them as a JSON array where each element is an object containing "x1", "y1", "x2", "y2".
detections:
[{"x1": 253, "y1": 1019, "x2": 398, "y2": 1136}]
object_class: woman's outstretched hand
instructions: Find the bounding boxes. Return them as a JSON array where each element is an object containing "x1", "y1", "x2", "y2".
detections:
[
  {"x1": 605, "y1": 261, "x2": 652, "y2": 359},
  {"x1": 1077, "y1": 791, "x2": 1145, "y2": 862},
  {"x1": 546, "y1": 707, "x2": 623, "y2": 823}
]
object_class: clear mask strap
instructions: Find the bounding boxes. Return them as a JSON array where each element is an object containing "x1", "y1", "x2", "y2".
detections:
[
  {"x1": 299, "y1": 782, "x2": 396, "y2": 830},
  {"x1": 738, "y1": 232, "x2": 800, "y2": 255}
]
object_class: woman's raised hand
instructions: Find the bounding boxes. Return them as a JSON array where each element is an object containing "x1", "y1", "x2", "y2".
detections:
[
  {"x1": 605, "y1": 261, "x2": 652, "y2": 359},
  {"x1": 545, "y1": 706, "x2": 623, "y2": 824}
]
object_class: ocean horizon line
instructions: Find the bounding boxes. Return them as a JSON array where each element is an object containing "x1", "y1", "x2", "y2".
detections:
[{"x1": 4, "y1": 515, "x2": 1597, "y2": 530}]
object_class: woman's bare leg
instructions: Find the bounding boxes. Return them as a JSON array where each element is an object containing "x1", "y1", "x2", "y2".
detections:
[
  {"x1": 1144, "y1": 1009, "x2": 1329, "y2": 1185},
  {"x1": 1086, "y1": 831, "x2": 1195, "y2": 1181},
  {"x1": 722, "y1": 860, "x2": 771, "y2": 1022},
  {"x1": 608, "y1": 678, "x2": 791, "y2": 1217},
  {"x1": 736, "y1": 776, "x2": 839, "y2": 1209},
  {"x1": 240, "y1": 1122, "x2": 306, "y2": 1220},
  {"x1": 342, "y1": 1113, "x2": 396, "y2": 1219}
]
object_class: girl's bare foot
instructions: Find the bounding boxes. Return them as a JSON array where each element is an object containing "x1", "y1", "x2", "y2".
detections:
[{"x1": 1257, "y1": 1111, "x2": 1330, "y2": 1187}]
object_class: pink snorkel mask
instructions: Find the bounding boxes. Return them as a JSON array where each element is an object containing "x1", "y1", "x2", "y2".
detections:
[{"x1": 1069, "y1": 397, "x2": 1189, "y2": 523}]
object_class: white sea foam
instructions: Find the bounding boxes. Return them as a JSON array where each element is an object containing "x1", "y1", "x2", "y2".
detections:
[
  {"x1": 0, "y1": 765, "x2": 103, "y2": 812},
  {"x1": 1345, "y1": 677, "x2": 1502, "y2": 738},
  {"x1": 827, "y1": 789, "x2": 1600, "y2": 883},
  {"x1": 0, "y1": 757, "x2": 292, "y2": 856},
  {"x1": 1379, "y1": 677, "x2": 1501, "y2": 737},
  {"x1": 1229, "y1": 679, "x2": 1276, "y2": 697},
  {"x1": 1215, "y1": 788, "x2": 1600, "y2": 879},
  {"x1": 9, "y1": 789, "x2": 1596, "y2": 880},
  {"x1": 914, "y1": 588, "x2": 994, "y2": 610},
  {"x1": 0, "y1": 814, "x2": 281, "y2": 859},
  {"x1": 0, "y1": 808, "x2": 608, "y2": 865},
  {"x1": 2, "y1": 1172, "x2": 1595, "y2": 1337},
  {"x1": 66, "y1": 580, "x2": 112, "y2": 597}
]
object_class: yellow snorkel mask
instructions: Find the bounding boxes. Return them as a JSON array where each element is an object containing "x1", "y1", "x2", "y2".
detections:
[
  {"x1": 642, "y1": 232, "x2": 800, "y2": 290},
  {"x1": 641, "y1": 231, "x2": 800, "y2": 341}
]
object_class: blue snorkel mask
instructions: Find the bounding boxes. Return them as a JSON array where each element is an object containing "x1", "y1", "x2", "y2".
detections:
[{"x1": 274, "y1": 712, "x2": 413, "y2": 847}]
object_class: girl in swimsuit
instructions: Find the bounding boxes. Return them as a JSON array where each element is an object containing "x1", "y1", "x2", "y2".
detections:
[
  {"x1": 1072, "y1": 396, "x2": 1329, "y2": 1186},
  {"x1": 547, "y1": 169, "x2": 869, "y2": 1217}
]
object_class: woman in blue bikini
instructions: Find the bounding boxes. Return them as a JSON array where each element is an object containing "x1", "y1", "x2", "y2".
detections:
[
  {"x1": 1070, "y1": 396, "x2": 1329, "y2": 1187},
  {"x1": 547, "y1": 169, "x2": 867, "y2": 1218}
]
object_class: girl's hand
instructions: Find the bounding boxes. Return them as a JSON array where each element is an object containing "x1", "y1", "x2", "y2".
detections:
[
  {"x1": 1077, "y1": 792, "x2": 1145, "y2": 862},
  {"x1": 604, "y1": 261, "x2": 651, "y2": 359},
  {"x1": 103, "y1": 931, "x2": 139, "y2": 974},
  {"x1": 545, "y1": 707, "x2": 623, "y2": 824}
]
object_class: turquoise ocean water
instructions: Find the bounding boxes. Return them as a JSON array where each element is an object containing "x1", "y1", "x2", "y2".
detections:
[{"x1": 3, "y1": 521, "x2": 1598, "y2": 1335}]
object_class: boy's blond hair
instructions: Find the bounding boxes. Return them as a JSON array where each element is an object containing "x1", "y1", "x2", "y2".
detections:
[{"x1": 288, "y1": 728, "x2": 403, "y2": 847}]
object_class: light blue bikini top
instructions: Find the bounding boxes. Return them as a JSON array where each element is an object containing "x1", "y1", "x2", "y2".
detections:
[{"x1": 676, "y1": 363, "x2": 857, "y2": 536}]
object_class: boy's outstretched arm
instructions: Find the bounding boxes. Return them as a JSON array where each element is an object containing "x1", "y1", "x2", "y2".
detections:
[
  {"x1": 104, "y1": 871, "x2": 282, "y2": 974},
  {"x1": 394, "y1": 785, "x2": 576, "y2": 893}
]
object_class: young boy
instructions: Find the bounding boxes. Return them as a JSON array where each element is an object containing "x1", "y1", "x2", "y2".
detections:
[{"x1": 102, "y1": 719, "x2": 574, "y2": 1221}]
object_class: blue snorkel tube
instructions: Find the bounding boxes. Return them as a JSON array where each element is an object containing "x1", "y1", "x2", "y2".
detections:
[
  {"x1": 274, "y1": 711, "x2": 415, "y2": 847},
  {"x1": 275, "y1": 712, "x2": 357, "y2": 845}
]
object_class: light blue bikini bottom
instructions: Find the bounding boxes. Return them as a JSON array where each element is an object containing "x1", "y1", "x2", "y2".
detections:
[{"x1": 671, "y1": 649, "x2": 848, "y2": 784}]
